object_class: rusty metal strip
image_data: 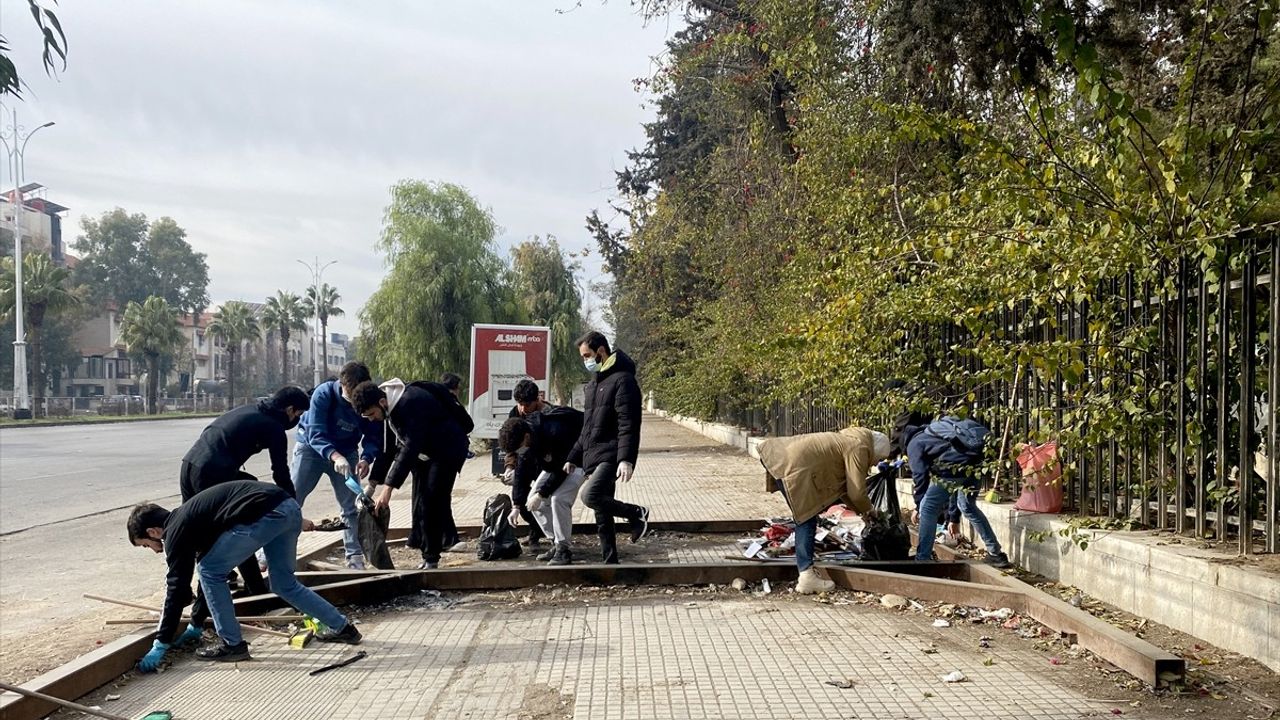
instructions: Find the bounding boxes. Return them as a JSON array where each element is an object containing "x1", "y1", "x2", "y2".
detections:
[
  {"x1": 823, "y1": 565, "x2": 1030, "y2": 609},
  {"x1": 918, "y1": 531, "x2": 1185, "y2": 685},
  {"x1": 0, "y1": 629, "x2": 153, "y2": 720}
]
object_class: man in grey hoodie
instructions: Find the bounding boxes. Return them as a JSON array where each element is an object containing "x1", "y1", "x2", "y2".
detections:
[{"x1": 351, "y1": 378, "x2": 472, "y2": 569}]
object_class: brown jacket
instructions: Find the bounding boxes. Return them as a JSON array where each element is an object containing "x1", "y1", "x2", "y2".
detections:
[{"x1": 759, "y1": 427, "x2": 876, "y2": 523}]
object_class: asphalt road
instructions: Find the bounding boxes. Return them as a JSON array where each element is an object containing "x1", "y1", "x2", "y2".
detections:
[
  {"x1": 0, "y1": 418, "x2": 348, "y2": 683},
  {"x1": 0, "y1": 418, "x2": 217, "y2": 534}
]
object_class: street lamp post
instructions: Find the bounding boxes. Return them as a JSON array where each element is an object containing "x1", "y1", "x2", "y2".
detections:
[
  {"x1": 1, "y1": 109, "x2": 55, "y2": 420},
  {"x1": 296, "y1": 256, "x2": 336, "y2": 387}
]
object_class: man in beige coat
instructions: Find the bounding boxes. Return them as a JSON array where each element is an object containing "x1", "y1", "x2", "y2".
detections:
[{"x1": 760, "y1": 426, "x2": 893, "y2": 593}]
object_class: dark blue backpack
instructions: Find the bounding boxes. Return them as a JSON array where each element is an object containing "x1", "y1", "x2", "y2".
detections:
[{"x1": 924, "y1": 417, "x2": 988, "y2": 460}]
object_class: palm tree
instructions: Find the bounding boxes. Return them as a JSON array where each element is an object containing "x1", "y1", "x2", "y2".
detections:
[
  {"x1": 207, "y1": 301, "x2": 261, "y2": 409},
  {"x1": 303, "y1": 283, "x2": 344, "y2": 380},
  {"x1": 0, "y1": 254, "x2": 82, "y2": 407},
  {"x1": 120, "y1": 296, "x2": 183, "y2": 414},
  {"x1": 261, "y1": 291, "x2": 307, "y2": 384}
]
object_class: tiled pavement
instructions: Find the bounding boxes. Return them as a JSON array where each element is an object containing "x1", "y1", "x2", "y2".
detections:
[{"x1": 70, "y1": 414, "x2": 1122, "y2": 719}]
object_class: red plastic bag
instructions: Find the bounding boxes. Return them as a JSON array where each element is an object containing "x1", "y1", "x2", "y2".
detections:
[
  {"x1": 1014, "y1": 442, "x2": 1063, "y2": 513},
  {"x1": 764, "y1": 523, "x2": 793, "y2": 543}
]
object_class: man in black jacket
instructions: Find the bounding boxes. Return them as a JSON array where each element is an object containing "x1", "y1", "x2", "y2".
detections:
[
  {"x1": 128, "y1": 481, "x2": 360, "y2": 670},
  {"x1": 565, "y1": 331, "x2": 649, "y2": 564},
  {"x1": 501, "y1": 378, "x2": 552, "y2": 549},
  {"x1": 178, "y1": 385, "x2": 309, "y2": 597},
  {"x1": 352, "y1": 378, "x2": 473, "y2": 569},
  {"x1": 500, "y1": 404, "x2": 585, "y2": 564}
]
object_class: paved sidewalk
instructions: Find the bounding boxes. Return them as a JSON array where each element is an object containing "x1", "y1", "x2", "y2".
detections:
[{"x1": 63, "y1": 414, "x2": 1129, "y2": 720}]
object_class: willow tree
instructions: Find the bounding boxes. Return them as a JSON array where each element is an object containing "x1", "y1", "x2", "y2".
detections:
[{"x1": 360, "y1": 180, "x2": 518, "y2": 380}]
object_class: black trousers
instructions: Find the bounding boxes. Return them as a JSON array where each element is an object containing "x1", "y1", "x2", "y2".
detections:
[
  {"x1": 580, "y1": 461, "x2": 643, "y2": 563},
  {"x1": 181, "y1": 462, "x2": 270, "y2": 628},
  {"x1": 405, "y1": 460, "x2": 459, "y2": 564}
]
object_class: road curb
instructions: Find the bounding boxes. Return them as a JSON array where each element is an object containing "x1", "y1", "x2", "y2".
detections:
[{"x1": 0, "y1": 413, "x2": 220, "y2": 430}]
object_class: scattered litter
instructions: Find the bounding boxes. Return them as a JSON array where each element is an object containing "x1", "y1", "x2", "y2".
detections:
[
  {"x1": 982, "y1": 657, "x2": 995, "y2": 666},
  {"x1": 419, "y1": 589, "x2": 442, "y2": 598},
  {"x1": 731, "y1": 578, "x2": 748, "y2": 592},
  {"x1": 979, "y1": 608, "x2": 1014, "y2": 620},
  {"x1": 932, "y1": 619, "x2": 951, "y2": 628},
  {"x1": 761, "y1": 579, "x2": 771, "y2": 594},
  {"x1": 1049, "y1": 657, "x2": 1063, "y2": 666},
  {"x1": 978, "y1": 636, "x2": 992, "y2": 648},
  {"x1": 684, "y1": 602, "x2": 698, "y2": 608},
  {"x1": 880, "y1": 594, "x2": 909, "y2": 609},
  {"x1": 921, "y1": 644, "x2": 939, "y2": 655},
  {"x1": 105, "y1": 694, "x2": 121, "y2": 701},
  {"x1": 1002, "y1": 617, "x2": 1022, "y2": 630},
  {"x1": 941, "y1": 670, "x2": 967, "y2": 683},
  {"x1": 1110, "y1": 710, "x2": 1123, "y2": 716},
  {"x1": 825, "y1": 678, "x2": 856, "y2": 689},
  {"x1": 909, "y1": 600, "x2": 925, "y2": 611}
]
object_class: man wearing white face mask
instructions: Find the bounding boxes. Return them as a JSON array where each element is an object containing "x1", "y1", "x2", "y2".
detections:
[
  {"x1": 564, "y1": 331, "x2": 649, "y2": 564},
  {"x1": 290, "y1": 362, "x2": 383, "y2": 569}
]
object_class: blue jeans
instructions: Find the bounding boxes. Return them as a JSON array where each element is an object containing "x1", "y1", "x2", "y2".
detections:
[
  {"x1": 291, "y1": 444, "x2": 362, "y2": 560},
  {"x1": 777, "y1": 485, "x2": 818, "y2": 571},
  {"x1": 915, "y1": 480, "x2": 1003, "y2": 561},
  {"x1": 197, "y1": 498, "x2": 348, "y2": 645}
]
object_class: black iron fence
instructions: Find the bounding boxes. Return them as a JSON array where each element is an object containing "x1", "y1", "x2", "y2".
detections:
[{"x1": 699, "y1": 241, "x2": 1280, "y2": 555}]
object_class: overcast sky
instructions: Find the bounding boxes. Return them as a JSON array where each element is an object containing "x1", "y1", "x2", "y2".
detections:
[{"x1": 1, "y1": 0, "x2": 677, "y2": 336}]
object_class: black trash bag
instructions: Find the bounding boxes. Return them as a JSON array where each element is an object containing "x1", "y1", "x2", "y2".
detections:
[
  {"x1": 861, "y1": 472, "x2": 911, "y2": 560},
  {"x1": 356, "y1": 496, "x2": 394, "y2": 570},
  {"x1": 477, "y1": 493, "x2": 522, "y2": 561}
]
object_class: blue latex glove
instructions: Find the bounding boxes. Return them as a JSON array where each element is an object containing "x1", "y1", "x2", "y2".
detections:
[
  {"x1": 176, "y1": 622, "x2": 203, "y2": 646},
  {"x1": 344, "y1": 476, "x2": 363, "y2": 497},
  {"x1": 138, "y1": 640, "x2": 169, "y2": 672}
]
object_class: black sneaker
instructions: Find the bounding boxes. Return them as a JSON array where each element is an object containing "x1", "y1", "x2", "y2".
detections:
[
  {"x1": 629, "y1": 507, "x2": 650, "y2": 544},
  {"x1": 548, "y1": 542, "x2": 573, "y2": 566},
  {"x1": 316, "y1": 622, "x2": 363, "y2": 645},
  {"x1": 525, "y1": 535, "x2": 544, "y2": 550},
  {"x1": 195, "y1": 640, "x2": 251, "y2": 662},
  {"x1": 984, "y1": 552, "x2": 1013, "y2": 569}
]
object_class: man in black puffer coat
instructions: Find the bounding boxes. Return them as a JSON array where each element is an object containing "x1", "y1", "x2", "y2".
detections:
[{"x1": 565, "y1": 331, "x2": 649, "y2": 564}]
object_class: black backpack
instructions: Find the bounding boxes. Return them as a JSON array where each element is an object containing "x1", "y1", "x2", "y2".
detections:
[{"x1": 477, "y1": 493, "x2": 522, "y2": 561}]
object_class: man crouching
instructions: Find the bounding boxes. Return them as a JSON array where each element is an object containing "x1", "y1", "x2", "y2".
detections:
[{"x1": 128, "y1": 480, "x2": 361, "y2": 670}]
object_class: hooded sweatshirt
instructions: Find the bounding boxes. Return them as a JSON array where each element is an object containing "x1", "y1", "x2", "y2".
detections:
[{"x1": 368, "y1": 378, "x2": 469, "y2": 489}]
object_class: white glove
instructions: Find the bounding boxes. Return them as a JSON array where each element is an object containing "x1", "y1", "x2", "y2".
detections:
[
  {"x1": 616, "y1": 461, "x2": 634, "y2": 483},
  {"x1": 527, "y1": 493, "x2": 545, "y2": 512},
  {"x1": 563, "y1": 462, "x2": 576, "y2": 475},
  {"x1": 331, "y1": 453, "x2": 351, "y2": 477},
  {"x1": 507, "y1": 507, "x2": 521, "y2": 526},
  {"x1": 502, "y1": 468, "x2": 515, "y2": 485}
]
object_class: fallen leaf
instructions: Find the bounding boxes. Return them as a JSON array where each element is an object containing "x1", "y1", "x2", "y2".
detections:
[
  {"x1": 825, "y1": 679, "x2": 856, "y2": 689},
  {"x1": 983, "y1": 657, "x2": 995, "y2": 666}
]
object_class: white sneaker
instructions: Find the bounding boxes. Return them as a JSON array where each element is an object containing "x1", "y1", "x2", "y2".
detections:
[
  {"x1": 445, "y1": 541, "x2": 468, "y2": 553},
  {"x1": 345, "y1": 555, "x2": 366, "y2": 570},
  {"x1": 796, "y1": 568, "x2": 835, "y2": 595}
]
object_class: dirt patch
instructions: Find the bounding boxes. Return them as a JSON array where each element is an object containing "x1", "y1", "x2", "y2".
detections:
[{"x1": 517, "y1": 683, "x2": 575, "y2": 720}]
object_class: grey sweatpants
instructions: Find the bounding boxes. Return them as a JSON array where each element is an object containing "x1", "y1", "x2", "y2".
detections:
[{"x1": 531, "y1": 468, "x2": 586, "y2": 544}]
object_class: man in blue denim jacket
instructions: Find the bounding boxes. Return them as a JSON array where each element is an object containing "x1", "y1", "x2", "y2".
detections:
[
  {"x1": 905, "y1": 416, "x2": 1011, "y2": 568},
  {"x1": 291, "y1": 362, "x2": 382, "y2": 569}
]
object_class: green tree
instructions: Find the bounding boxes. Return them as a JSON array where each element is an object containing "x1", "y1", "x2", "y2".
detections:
[
  {"x1": 72, "y1": 209, "x2": 210, "y2": 313},
  {"x1": 261, "y1": 291, "x2": 307, "y2": 384},
  {"x1": 510, "y1": 236, "x2": 585, "y2": 403},
  {"x1": 303, "y1": 283, "x2": 344, "y2": 380},
  {"x1": 360, "y1": 180, "x2": 519, "y2": 380},
  {"x1": 0, "y1": 253, "x2": 82, "y2": 405},
  {"x1": 208, "y1": 301, "x2": 261, "y2": 409},
  {"x1": 119, "y1": 296, "x2": 183, "y2": 414},
  {"x1": 0, "y1": 0, "x2": 66, "y2": 97}
]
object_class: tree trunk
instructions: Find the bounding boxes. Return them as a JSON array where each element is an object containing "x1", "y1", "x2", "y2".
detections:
[
  {"x1": 320, "y1": 317, "x2": 329, "y2": 380},
  {"x1": 228, "y1": 350, "x2": 237, "y2": 411},
  {"x1": 29, "y1": 323, "x2": 45, "y2": 408},
  {"x1": 281, "y1": 329, "x2": 290, "y2": 386},
  {"x1": 148, "y1": 354, "x2": 160, "y2": 415}
]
